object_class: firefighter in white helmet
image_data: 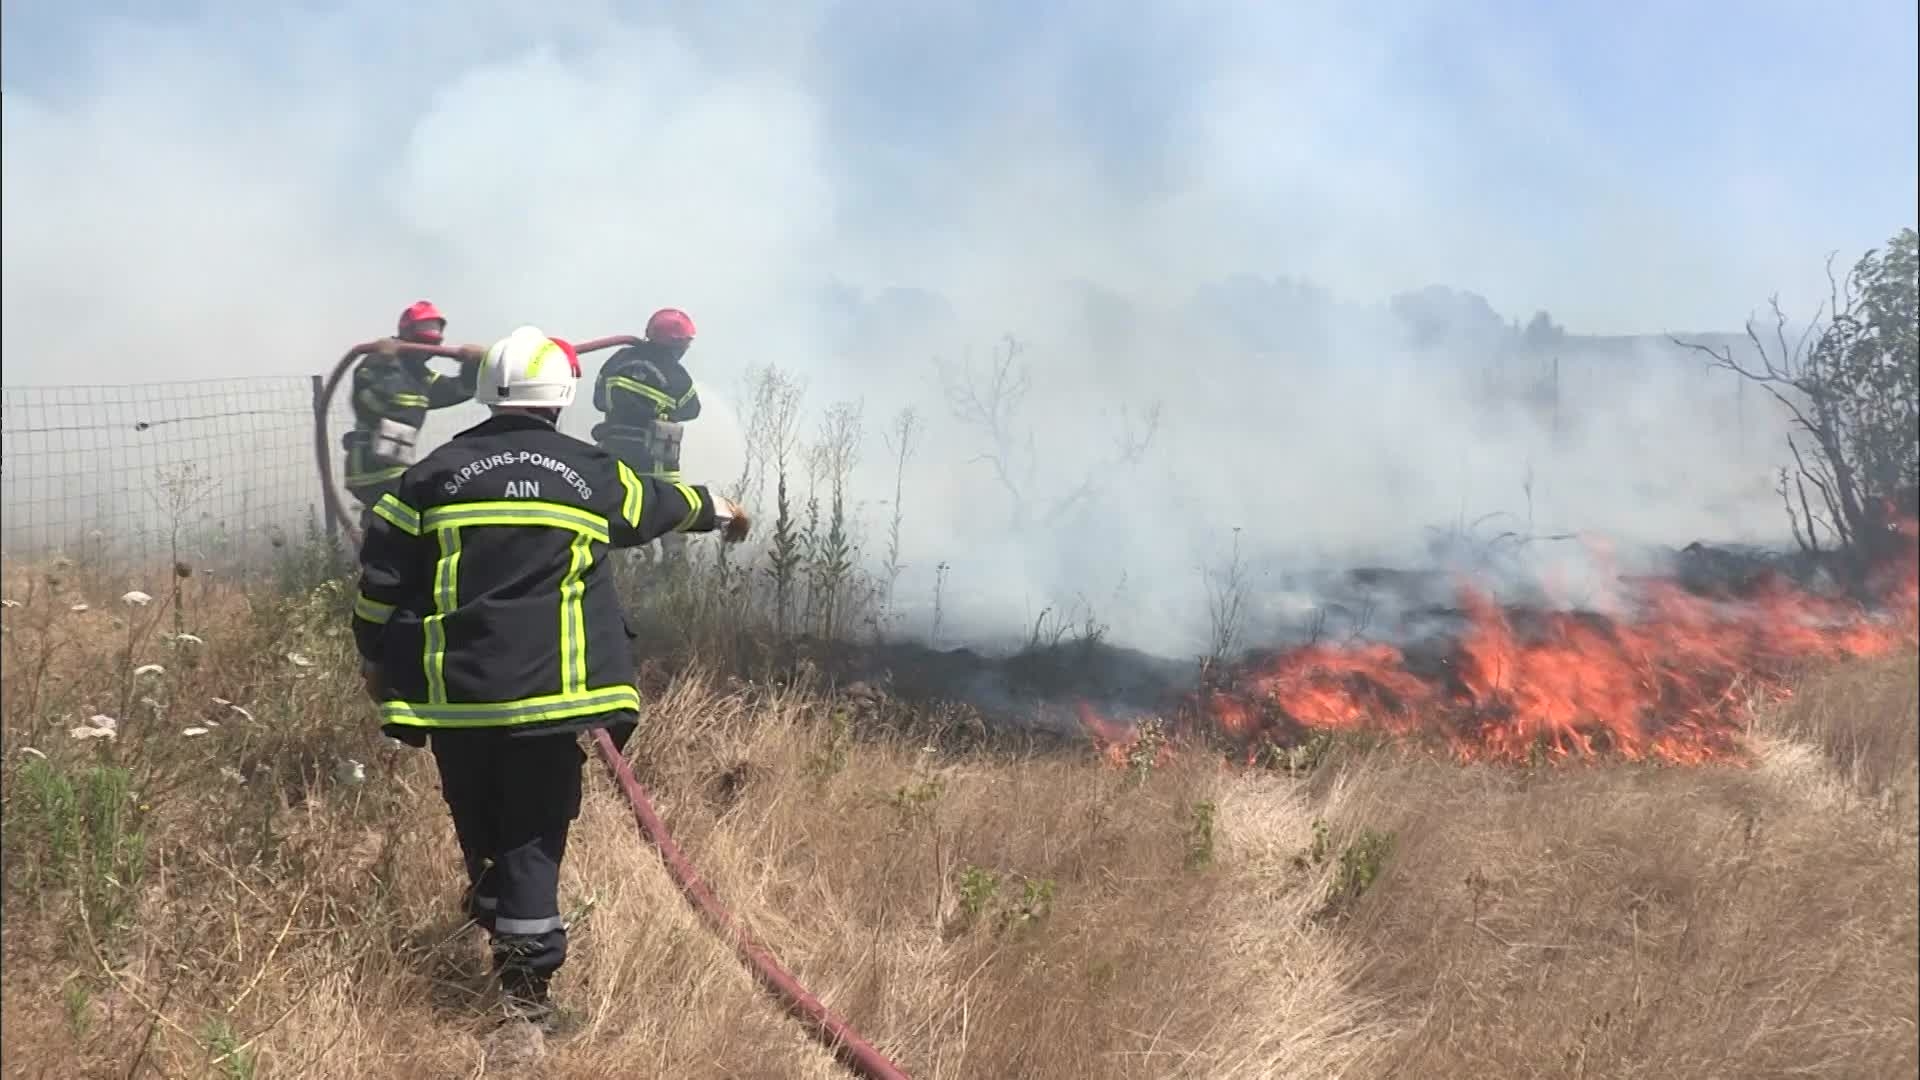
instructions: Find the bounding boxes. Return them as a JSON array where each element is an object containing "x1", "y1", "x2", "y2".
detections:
[{"x1": 350, "y1": 325, "x2": 750, "y2": 1028}]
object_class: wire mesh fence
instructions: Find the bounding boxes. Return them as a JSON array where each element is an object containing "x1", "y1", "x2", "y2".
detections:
[
  {"x1": 1, "y1": 345, "x2": 1782, "y2": 585},
  {"x1": 2, "y1": 376, "x2": 357, "y2": 579}
]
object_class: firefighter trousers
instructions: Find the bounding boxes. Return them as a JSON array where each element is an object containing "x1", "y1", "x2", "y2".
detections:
[{"x1": 428, "y1": 729, "x2": 586, "y2": 997}]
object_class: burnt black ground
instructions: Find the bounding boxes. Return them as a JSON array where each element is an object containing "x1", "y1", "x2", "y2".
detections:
[{"x1": 628, "y1": 537, "x2": 1891, "y2": 743}]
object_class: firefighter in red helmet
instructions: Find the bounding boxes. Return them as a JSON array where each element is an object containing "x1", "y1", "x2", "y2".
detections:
[
  {"x1": 590, "y1": 308, "x2": 704, "y2": 565},
  {"x1": 342, "y1": 301, "x2": 485, "y2": 518}
]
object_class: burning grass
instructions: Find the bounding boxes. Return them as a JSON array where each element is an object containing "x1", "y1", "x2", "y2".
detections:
[
  {"x1": 2, "y1": 556, "x2": 1915, "y2": 1078},
  {"x1": 1083, "y1": 522, "x2": 1919, "y2": 769}
]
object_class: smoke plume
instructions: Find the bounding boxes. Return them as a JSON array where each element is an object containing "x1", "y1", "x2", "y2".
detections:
[{"x1": 4, "y1": 2, "x2": 1915, "y2": 656}]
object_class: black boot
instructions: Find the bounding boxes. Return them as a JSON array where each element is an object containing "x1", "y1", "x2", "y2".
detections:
[
  {"x1": 499, "y1": 969, "x2": 554, "y2": 1027},
  {"x1": 497, "y1": 963, "x2": 581, "y2": 1035}
]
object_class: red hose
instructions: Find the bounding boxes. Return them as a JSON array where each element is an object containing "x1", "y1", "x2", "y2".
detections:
[{"x1": 589, "y1": 728, "x2": 913, "y2": 1080}]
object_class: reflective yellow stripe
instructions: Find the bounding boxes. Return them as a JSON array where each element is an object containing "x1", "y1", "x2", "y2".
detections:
[
  {"x1": 672, "y1": 482, "x2": 704, "y2": 532},
  {"x1": 348, "y1": 463, "x2": 409, "y2": 486},
  {"x1": 380, "y1": 684, "x2": 641, "y2": 728},
  {"x1": 421, "y1": 501, "x2": 610, "y2": 543},
  {"x1": 559, "y1": 533, "x2": 593, "y2": 694},
  {"x1": 392, "y1": 392, "x2": 431, "y2": 407},
  {"x1": 353, "y1": 593, "x2": 395, "y2": 625},
  {"x1": 616, "y1": 462, "x2": 645, "y2": 527},
  {"x1": 608, "y1": 375, "x2": 676, "y2": 412},
  {"x1": 423, "y1": 527, "x2": 462, "y2": 704},
  {"x1": 675, "y1": 386, "x2": 698, "y2": 408},
  {"x1": 371, "y1": 493, "x2": 421, "y2": 535}
]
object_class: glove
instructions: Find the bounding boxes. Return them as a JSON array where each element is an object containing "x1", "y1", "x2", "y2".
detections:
[
  {"x1": 455, "y1": 344, "x2": 487, "y2": 365},
  {"x1": 369, "y1": 337, "x2": 400, "y2": 358},
  {"x1": 714, "y1": 496, "x2": 752, "y2": 543}
]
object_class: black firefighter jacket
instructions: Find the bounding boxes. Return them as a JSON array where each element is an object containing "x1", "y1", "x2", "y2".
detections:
[
  {"x1": 593, "y1": 343, "x2": 701, "y2": 427},
  {"x1": 590, "y1": 344, "x2": 701, "y2": 479},
  {"x1": 344, "y1": 356, "x2": 480, "y2": 493},
  {"x1": 351, "y1": 412, "x2": 718, "y2": 744}
]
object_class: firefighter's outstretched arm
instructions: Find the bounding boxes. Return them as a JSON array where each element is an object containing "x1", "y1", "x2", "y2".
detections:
[
  {"x1": 352, "y1": 491, "x2": 426, "y2": 686},
  {"x1": 425, "y1": 347, "x2": 484, "y2": 408},
  {"x1": 605, "y1": 461, "x2": 750, "y2": 548}
]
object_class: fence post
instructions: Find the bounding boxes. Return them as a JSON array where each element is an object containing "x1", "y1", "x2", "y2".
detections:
[{"x1": 311, "y1": 374, "x2": 338, "y2": 549}]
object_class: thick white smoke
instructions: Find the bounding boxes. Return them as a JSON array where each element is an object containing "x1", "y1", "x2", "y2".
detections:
[{"x1": 4, "y1": 2, "x2": 1915, "y2": 655}]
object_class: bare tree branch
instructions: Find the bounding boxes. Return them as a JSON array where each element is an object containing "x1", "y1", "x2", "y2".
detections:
[
  {"x1": 938, "y1": 336, "x2": 1033, "y2": 514},
  {"x1": 1689, "y1": 231, "x2": 1915, "y2": 578},
  {"x1": 941, "y1": 334, "x2": 1163, "y2": 527},
  {"x1": 1776, "y1": 468, "x2": 1813, "y2": 553},
  {"x1": 1786, "y1": 436, "x2": 1831, "y2": 550}
]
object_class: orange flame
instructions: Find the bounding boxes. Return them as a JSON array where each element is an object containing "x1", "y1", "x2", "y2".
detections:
[{"x1": 1084, "y1": 523, "x2": 1918, "y2": 767}]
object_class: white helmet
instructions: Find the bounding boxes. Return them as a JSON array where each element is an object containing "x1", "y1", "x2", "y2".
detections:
[{"x1": 475, "y1": 325, "x2": 580, "y2": 409}]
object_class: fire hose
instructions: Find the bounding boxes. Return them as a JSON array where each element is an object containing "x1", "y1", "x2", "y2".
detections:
[
  {"x1": 589, "y1": 728, "x2": 910, "y2": 1080},
  {"x1": 314, "y1": 339, "x2": 912, "y2": 1080}
]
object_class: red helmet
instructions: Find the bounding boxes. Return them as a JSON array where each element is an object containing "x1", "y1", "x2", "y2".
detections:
[
  {"x1": 398, "y1": 300, "x2": 447, "y2": 344},
  {"x1": 644, "y1": 308, "x2": 696, "y2": 344}
]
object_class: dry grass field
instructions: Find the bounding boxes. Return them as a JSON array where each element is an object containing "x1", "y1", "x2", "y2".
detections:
[{"x1": 2, "y1": 557, "x2": 1915, "y2": 1079}]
